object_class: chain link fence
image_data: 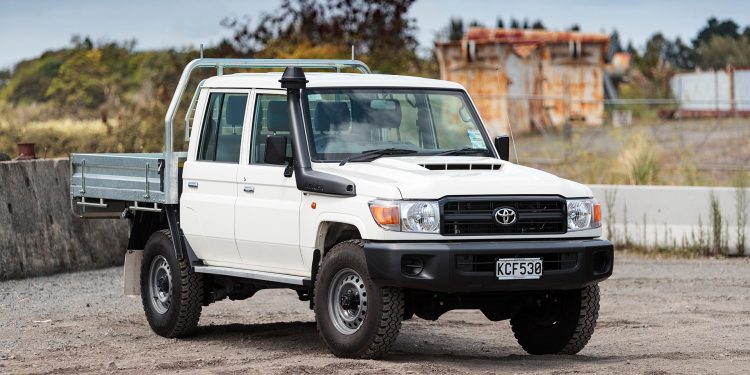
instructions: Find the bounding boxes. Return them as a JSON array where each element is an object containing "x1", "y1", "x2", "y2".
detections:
[{"x1": 475, "y1": 96, "x2": 750, "y2": 188}]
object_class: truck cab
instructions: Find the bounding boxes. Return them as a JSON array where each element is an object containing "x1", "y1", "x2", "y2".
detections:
[{"x1": 70, "y1": 59, "x2": 613, "y2": 359}]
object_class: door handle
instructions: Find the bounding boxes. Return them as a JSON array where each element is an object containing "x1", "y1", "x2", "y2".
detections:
[
  {"x1": 187, "y1": 181, "x2": 198, "y2": 188},
  {"x1": 243, "y1": 185, "x2": 255, "y2": 193}
]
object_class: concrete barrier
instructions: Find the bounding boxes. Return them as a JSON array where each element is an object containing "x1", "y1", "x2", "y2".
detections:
[
  {"x1": 0, "y1": 159, "x2": 128, "y2": 280},
  {"x1": 591, "y1": 184, "x2": 750, "y2": 255},
  {"x1": 2, "y1": 160, "x2": 747, "y2": 280}
]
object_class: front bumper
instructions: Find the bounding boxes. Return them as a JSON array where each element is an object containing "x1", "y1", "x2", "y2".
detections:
[{"x1": 363, "y1": 239, "x2": 613, "y2": 293}]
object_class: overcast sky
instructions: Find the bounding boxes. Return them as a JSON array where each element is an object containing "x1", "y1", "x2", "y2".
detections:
[{"x1": 2, "y1": 0, "x2": 750, "y2": 69}]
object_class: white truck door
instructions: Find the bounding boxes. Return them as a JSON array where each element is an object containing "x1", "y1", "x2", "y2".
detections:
[
  {"x1": 181, "y1": 90, "x2": 250, "y2": 266},
  {"x1": 235, "y1": 92, "x2": 304, "y2": 273}
]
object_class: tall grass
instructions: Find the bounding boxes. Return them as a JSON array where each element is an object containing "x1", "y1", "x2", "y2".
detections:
[
  {"x1": 616, "y1": 131, "x2": 661, "y2": 185},
  {"x1": 517, "y1": 118, "x2": 749, "y2": 188},
  {"x1": 708, "y1": 192, "x2": 726, "y2": 256},
  {"x1": 736, "y1": 172, "x2": 748, "y2": 256},
  {"x1": 604, "y1": 189, "x2": 617, "y2": 241},
  {"x1": 0, "y1": 97, "x2": 172, "y2": 157}
]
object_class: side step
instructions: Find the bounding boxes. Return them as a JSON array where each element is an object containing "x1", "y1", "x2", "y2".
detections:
[{"x1": 193, "y1": 265, "x2": 309, "y2": 286}]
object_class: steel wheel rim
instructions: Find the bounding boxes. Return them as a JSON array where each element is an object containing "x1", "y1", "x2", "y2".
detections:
[
  {"x1": 328, "y1": 268, "x2": 368, "y2": 335},
  {"x1": 148, "y1": 255, "x2": 172, "y2": 315}
]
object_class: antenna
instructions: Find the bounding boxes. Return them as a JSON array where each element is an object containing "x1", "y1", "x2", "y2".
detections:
[
  {"x1": 351, "y1": 45, "x2": 355, "y2": 60},
  {"x1": 200, "y1": 44, "x2": 204, "y2": 59},
  {"x1": 496, "y1": 66, "x2": 519, "y2": 163}
]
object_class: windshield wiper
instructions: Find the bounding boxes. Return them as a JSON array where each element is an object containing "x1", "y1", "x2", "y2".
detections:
[
  {"x1": 339, "y1": 148, "x2": 417, "y2": 166},
  {"x1": 433, "y1": 147, "x2": 490, "y2": 156}
]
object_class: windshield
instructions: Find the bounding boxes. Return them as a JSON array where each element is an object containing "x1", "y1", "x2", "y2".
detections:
[{"x1": 303, "y1": 89, "x2": 493, "y2": 162}]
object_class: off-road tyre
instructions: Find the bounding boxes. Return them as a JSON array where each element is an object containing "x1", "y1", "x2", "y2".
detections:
[
  {"x1": 140, "y1": 229, "x2": 204, "y2": 338},
  {"x1": 314, "y1": 240, "x2": 404, "y2": 359},
  {"x1": 510, "y1": 284, "x2": 599, "y2": 355}
]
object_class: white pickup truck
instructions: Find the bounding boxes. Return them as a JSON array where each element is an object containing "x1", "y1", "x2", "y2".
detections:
[{"x1": 70, "y1": 58, "x2": 613, "y2": 359}]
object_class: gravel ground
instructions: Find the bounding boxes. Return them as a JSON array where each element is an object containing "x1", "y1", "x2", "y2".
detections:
[{"x1": 1, "y1": 253, "x2": 749, "y2": 374}]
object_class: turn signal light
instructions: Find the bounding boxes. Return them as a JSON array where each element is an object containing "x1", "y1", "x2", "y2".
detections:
[
  {"x1": 369, "y1": 203, "x2": 400, "y2": 230},
  {"x1": 593, "y1": 202, "x2": 602, "y2": 226}
]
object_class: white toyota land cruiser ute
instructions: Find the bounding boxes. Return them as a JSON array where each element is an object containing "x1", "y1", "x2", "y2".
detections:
[{"x1": 70, "y1": 58, "x2": 613, "y2": 359}]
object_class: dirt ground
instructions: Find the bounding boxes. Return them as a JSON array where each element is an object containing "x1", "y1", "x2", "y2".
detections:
[{"x1": 1, "y1": 253, "x2": 749, "y2": 374}]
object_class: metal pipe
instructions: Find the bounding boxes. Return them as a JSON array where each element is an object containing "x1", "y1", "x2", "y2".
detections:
[
  {"x1": 184, "y1": 79, "x2": 206, "y2": 142},
  {"x1": 144, "y1": 163, "x2": 150, "y2": 200},
  {"x1": 80, "y1": 159, "x2": 86, "y2": 194},
  {"x1": 77, "y1": 197, "x2": 108, "y2": 208},
  {"x1": 129, "y1": 202, "x2": 162, "y2": 213},
  {"x1": 287, "y1": 87, "x2": 313, "y2": 172}
]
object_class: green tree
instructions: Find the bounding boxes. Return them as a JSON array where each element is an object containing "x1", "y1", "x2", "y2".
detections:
[
  {"x1": 449, "y1": 18, "x2": 464, "y2": 41},
  {"x1": 693, "y1": 17, "x2": 740, "y2": 47},
  {"x1": 635, "y1": 34, "x2": 667, "y2": 76},
  {"x1": 697, "y1": 35, "x2": 750, "y2": 69},
  {"x1": 632, "y1": 32, "x2": 696, "y2": 74},
  {"x1": 0, "y1": 69, "x2": 10, "y2": 90},
  {"x1": 689, "y1": 18, "x2": 750, "y2": 69},
  {"x1": 628, "y1": 33, "x2": 676, "y2": 98},
  {"x1": 668, "y1": 38, "x2": 696, "y2": 70},
  {"x1": 626, "y1": 41, "x2": 636, "y2": 55},
  {"x1": 0, "y1": 51, "x2": 66, "y2": 104},
  {"x1": 45, "y1": 48, "x2": 111, "y2": 114},
  {"x1": 222, "y1": 0, "x2": 422, "y2": 75},
  {"x1": 608, "y1": 30, "x2": 623, "y2": 58}
]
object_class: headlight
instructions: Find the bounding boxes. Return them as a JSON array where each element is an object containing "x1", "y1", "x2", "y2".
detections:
[
  {"x1": 567, "y1": 198, "x2": 601, "y2": 231},
  {"x1": 369, "y1": 200, "x2": 440, "y2": 233},
  {"x1": 401, "y1": 201, "x2": 440, "y2": 232}
]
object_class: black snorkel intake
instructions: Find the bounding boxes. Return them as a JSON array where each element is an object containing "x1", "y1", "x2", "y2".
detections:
[{"x1": 280, "y1": 67, "x2": 356, "y2": 196}]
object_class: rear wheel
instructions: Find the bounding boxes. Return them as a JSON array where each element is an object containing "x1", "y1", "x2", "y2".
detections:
[
  {"x1": 510, "y1": 284, "x2": 600, "y2": 355},
  {"x1": 140, "y1": 230, "x2": 204, "y2": 338},
  {"x1": 314, "y1": 240, "x2": 404, "y2": 359}
]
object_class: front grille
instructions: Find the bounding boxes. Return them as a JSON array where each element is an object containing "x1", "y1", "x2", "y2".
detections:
[
  {"x1": 441, "y1": 196, "x2": 566, "y2": 235},
  {"x1": 455, "y1": 252, "x2": 578, "y2": 273}
]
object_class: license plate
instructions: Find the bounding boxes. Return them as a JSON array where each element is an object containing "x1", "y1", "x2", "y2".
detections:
[{"x1": 496, "y1": 258, "x2": 542, "y2": 280}]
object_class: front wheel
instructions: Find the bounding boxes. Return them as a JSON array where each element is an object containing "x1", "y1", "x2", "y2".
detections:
[
  {"x1": 510, "y1": 284, "x2": 600, "y2": 355},
  {"x1": 314, "y1": 240, "x2": 404, "y2": 359},
  {"x1": 140, "y1": 230, "x2": 204, "y2": 338}
]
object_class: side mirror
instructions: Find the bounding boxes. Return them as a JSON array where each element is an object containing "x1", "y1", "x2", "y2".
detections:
[
  {"x1": 494, "y1": 135, "x2": 510, "y2": 161},
  {"x1": 264, "y1": 135, "x2": 287, "y2": 165}
]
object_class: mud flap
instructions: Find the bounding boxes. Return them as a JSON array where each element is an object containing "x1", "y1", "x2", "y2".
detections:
[{"x1": 124, "y1": 250, "x2": 144, "y2": 296}]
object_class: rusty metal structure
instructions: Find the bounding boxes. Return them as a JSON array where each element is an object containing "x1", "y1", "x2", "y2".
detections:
[
  {"x1": 435, "y1": 28, "x2": 610, "y2": 137},
  {"x1": 16, "y1": 143, "x2": 36, "y2": 160}
]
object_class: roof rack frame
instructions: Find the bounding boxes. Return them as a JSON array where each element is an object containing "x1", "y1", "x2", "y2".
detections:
[{"x1": 166, "y1": 58, "x2": 371, "y2": 155}]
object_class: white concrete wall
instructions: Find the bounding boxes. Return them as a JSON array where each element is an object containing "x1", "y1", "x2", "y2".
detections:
[{"x1": 591, "y1": 184, "x2": 750, "y2": 255}]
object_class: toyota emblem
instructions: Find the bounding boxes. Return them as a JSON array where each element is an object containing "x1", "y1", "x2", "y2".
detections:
[{"x1": 493, "y1": 207, "x2": 517, "y2": 225}]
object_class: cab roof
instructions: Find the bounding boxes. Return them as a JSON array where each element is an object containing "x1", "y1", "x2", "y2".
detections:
[{"x1": 202, "y1": 72, "x2": 465, "y2": 90}]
